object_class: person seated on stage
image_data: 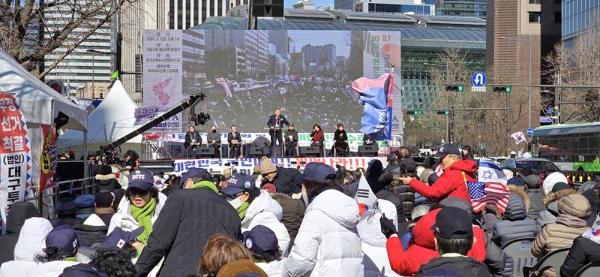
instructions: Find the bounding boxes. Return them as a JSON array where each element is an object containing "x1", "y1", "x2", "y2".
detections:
[
  {"x1": 310, "y1": 124, "x2": 324, "y2": 157},
  {"x1": 332, "y1": 123, "x2": 349, "y2": 157},
  {"x1": 207, "y1": 125, "x2": 221, "y2": 157},
  {"x1": 284, "y1": 123, "x2": 298, "y2": 158},
  {"x1": 184, "y1": 125, "x2": 202, "y2": 159},
  {"x1": 363, "y1": 133, "x2": 375, "y2": 145},
  {"x1": 228, "y1": 125, "x2": 242, "y2": 158},
  {"x1": 267, "y1": 108, "x2": 290, "y2": 150}
]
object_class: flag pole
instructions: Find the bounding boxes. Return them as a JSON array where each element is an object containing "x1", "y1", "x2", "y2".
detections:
[{"x1": 389, "y1": 64, "x2": 395, "y2": 155}]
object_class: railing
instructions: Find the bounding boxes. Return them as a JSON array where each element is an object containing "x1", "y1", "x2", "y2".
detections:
[{"x1": 27, "y1": 176, "x2": 96, "y2": 218}]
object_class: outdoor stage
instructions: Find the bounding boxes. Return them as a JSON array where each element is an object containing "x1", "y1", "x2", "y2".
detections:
[{"x1": 138, "y1": 156, "x2": 388, "y2": 175}]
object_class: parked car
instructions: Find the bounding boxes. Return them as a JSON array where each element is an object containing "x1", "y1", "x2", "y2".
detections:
[{"x1": 500, "y1": 157, "x2": 561, "y2": 173}]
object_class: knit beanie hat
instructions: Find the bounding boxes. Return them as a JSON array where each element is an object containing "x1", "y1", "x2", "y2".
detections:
[
  {"x1": 551, "y1": 182, "x2": 571, "y2": 194},
  {"x1": 558, "y1": 194, "x2": 591, "y2": 219},
  {"x1": 542, "y1": 172, "x2": 569, "y2": 196},
  {"x1": 223, "y1": 168, "x2": 232, "y2": 179},
  {"x1": 525, "y1": 175, "x2": 541, "y2": 188},
  {"x1": 259, "y1": 157, "x2": 277, "y2": 175}
]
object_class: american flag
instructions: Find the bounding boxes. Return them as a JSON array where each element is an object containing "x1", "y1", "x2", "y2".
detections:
[{"x1": 466, "y1": 161, "x2": 510, "y2": 213}]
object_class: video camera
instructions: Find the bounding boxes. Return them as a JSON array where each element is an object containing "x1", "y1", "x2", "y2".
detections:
[{"x1": 335, "y1": 164, "x2": 347, "y2": 180}]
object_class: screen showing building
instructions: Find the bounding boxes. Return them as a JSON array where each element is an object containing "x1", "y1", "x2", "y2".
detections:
[{"x1": 146, "y1": 30, "x2": 401, "y2": 135}]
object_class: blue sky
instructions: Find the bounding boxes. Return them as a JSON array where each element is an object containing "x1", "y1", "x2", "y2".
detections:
[{"x1": 284, "y1": 0, "x2": 333, "y2": 8}]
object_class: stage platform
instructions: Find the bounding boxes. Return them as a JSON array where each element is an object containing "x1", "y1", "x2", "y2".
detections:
[{"x1": 138, "y1": 156, "x2": 387, "y2": 175}]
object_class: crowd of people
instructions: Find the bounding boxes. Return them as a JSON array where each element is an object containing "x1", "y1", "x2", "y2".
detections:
[
  {"x1": 199, "y1": 79, "x2": 365, "y2": 134},
  {"x1": 2, "y1": 146, "x2": 600, "y2": 277}
]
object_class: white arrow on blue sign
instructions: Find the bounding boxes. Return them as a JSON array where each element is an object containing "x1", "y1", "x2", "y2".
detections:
[{"x1": 471, "y1": 72, "x2": 487, "y2": 87}]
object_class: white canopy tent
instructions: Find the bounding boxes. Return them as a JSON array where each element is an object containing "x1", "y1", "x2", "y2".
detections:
[
  {"x1": 0, "y1": 48, "x2": 88, "y2": 188},
  {"x1": 58, "y1": 80, "x2": 142, "y2": 148}
]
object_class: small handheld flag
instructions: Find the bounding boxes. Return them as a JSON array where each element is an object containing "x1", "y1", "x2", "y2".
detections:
[{"x1": 466, "y1": 161, "x2": 510, "y2": 213}]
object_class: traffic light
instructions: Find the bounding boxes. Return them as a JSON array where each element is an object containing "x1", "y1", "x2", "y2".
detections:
[
  {"x1": 436, "y1": 110, "x2": 449, "y2": 115},
  {"x1": 493, "y1": 86, "x2": 511, "y2": 93},
  {"x1": 445, "y1": 85, "x2": 464, "y2": 92},
  {"x1": 405, "y1": 110, "x2": 419, "y2": 115}
]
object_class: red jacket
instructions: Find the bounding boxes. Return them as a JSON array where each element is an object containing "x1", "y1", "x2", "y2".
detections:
[
  {"x1": 386, "y1": 208, "x2": 486, "y2": 276},
  {"x1": 409, "y1": 159, "x2": 477, "y2": 203}
]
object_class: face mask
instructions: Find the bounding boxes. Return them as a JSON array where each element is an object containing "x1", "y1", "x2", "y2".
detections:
[
  {"x1": 227, "y1": 197, "x2": 242, "y2": 210},
  {"x1": 212, "y1": 129, "x2": 216, "y2": 133},
  {"x1": 301, "y1": 190, "x2": 310, "y2": 205}
]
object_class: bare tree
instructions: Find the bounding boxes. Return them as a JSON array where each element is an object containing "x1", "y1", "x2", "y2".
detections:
[
  {"x1": 543, "y1": 14, "x2": 600, "y2": 123},
  {"x1": 0, "y1": 0, "x2": 140, "y2": 78}
]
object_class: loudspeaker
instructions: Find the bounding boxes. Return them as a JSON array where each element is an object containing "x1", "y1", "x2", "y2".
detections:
[
  {"x1": 299, "y1": 146, "x2": 321, "y2": 157},
  {"x1": 248, "y1": 147, "x2": 270, "y2": 157},
  {"x1": 196, "y1": 146, "x2": 216, "y2": 157},
  {"x1": 358, "y1": 145, "x2": 379, "y2": 157}
]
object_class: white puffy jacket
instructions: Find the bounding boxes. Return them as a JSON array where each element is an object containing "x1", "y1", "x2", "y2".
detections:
[
  {"x1": 108, "y1": 192, "x2": 168, "y2": 234},
  {"x1": 357, "y1": 201, "x2": 401, "y2": 277},
  {"x1": 242, "y1": 190, "x2": 291, "y2": 256},
  {"x1": 282, "y1": 189, "x2": 364, "y2": 277},
  {"x1": 0, "y1": 218, "x2": 53, "y2": 277},
  {"x1": 257, "y1": 260, "x2": 284, "y2": 277}
]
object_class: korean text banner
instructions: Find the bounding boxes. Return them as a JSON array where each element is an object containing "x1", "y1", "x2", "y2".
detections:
[
  {"x1": 142, "y1": 30, "x2": 183, "y2": 133},
  {"x1": 0, "y1": 94, "x2": 32, "y2": 234}
]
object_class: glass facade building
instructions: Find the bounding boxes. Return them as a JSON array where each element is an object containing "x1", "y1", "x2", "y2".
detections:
[
  {"x1": 191, "y1": 9, "x2": 485, "y2": 110},
  {"x1": 562, "y1": 0, "x2": 600, "y2": 42},
  {"x1": 435, "y1": 0, "x2": 486, "y2": 18}
]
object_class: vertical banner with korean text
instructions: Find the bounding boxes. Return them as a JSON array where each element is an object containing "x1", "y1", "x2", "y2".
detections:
[
  {"x1": 0, "y1": 94, "x2": 32, "y2": 234},
  {"x1": 143, "y1": 30, "x2": 183, "y2": 133},
  {"x1": 362, "y1": 31, "x2": 403, "y2": 140},
  {"x1": 39, "y1": 125, "x2": 58, "y2": 192}
]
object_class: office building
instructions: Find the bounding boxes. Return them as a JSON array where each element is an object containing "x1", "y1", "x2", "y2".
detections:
[
  {"x1": 562, "y1": 0, "x2": 600, "y2": 44},
  {"x1": 435, "y1": 0, "x2": 486, "y2": 18},
  {"x1": 43, "y1": 6, "x2": 113, "y2": 97},
  {"x1": 353, "y1": 0, "x2": 435, "y2": 15}
]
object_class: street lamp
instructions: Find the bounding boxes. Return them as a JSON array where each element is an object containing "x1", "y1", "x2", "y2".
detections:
[
  {"x1": 86, "y1": 49, "x2": 117, "y2": 99},
  {"x1": 424, "y1": 62, "x2": 450, "y2": 143},
  {"x1": 500, "y1": 36, "x2": 533, "y2": 129}
]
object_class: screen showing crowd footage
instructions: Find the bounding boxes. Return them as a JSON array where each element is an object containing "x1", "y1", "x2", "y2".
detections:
[{"x1": 181, "y1": 30, "x2": 401, "y2": 134}]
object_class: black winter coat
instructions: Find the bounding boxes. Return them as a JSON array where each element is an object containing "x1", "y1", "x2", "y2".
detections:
[
  {"x1": 560, "y1": 236, "x2": 600, "y2": 277},
  {"x1": 582, "y1": 189, "x2": 600, "y2": 227},
  {"x1": 0, "y1": 202, "x2": 40, "y2": 264},
  {"x1": 95, "y1": 174, "x2": 121, "y2": 192},
  {"x1": 75, "y1": 224, "x2": 108, "y2": 247},
  {"x1": 50, "y1": 216, "x2": 83, "y2": 228},
  {"x1": 416, "y1": 256, "x2": 492, "y2": 277},
  {"x1": 134, "y1": 187, "x2": 241, "y2": 277},
  {"x1": 270, "y1": 193, "x2": 305, "y2": 240},
  {"x1": 272, "y1": 167, "x2": 303, "y2": 195}
]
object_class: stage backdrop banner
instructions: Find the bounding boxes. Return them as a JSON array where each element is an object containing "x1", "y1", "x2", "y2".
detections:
[
  {"x1": 173, "y1": 157, "x2": 387, "y2": 174},
  {"x1": 164, "y1": 132, "x2": 388, "y2": 154},
  {"x1": 142, "y1": 30, "x2": 183, "y2": 133},
  {"x1": 39, "y1": 124, "x2": 58, "y2": 192},
  {"x1": 0, "y1": 93, "x2": 32, "y2": 234}
]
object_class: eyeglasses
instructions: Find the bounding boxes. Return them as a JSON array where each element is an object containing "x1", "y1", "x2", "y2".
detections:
[{"x1": 128, "y1": 188, "x2": 149, "y2": 197}]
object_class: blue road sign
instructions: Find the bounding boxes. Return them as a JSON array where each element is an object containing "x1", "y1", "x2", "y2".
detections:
[
  {"x1": 526, "y1": 128, "x2": 534, "y2": 137},
  {"x1": 540, "y1": 117, "x2": 552, "y2": 123},
  {"x1": 547, "y1": 107, "x2": 554, "y2": 114},
  {"x1": 471, "y1": 72, "x2": 487, "y2": 87}
]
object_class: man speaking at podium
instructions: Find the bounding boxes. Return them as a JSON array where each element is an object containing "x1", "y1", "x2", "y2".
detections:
[{"x1": 267, "y1": 108, "x2": 290, "y2": 150}]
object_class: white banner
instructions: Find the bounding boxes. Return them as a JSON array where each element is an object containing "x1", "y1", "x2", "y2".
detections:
[
  {"x1": 134, "y1": 105, "x2": 180, "y2": 133},
  {"x1": 142, "y1": 30, "x2": 183, "y2": 133},
  {"x1": 174, "y1": 156, "x2": 387, "y2": 174}
]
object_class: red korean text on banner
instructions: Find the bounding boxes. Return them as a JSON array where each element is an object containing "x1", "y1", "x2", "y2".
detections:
[
  {"x1": 0, "y1": 93, "x2": 32, "y2": 234},
  {"x1": 39, "y1": 124, "x2": 58, "y2": 192}
]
